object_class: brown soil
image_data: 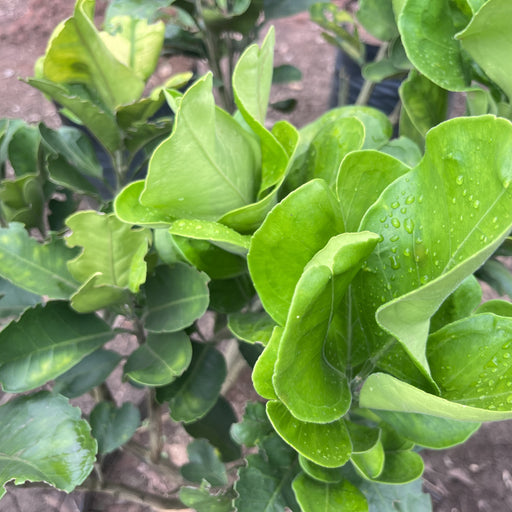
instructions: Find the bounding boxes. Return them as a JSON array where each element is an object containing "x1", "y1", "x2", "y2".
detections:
[{"x1": 0, "y1": 1, "x2": 511, "y2": 512}]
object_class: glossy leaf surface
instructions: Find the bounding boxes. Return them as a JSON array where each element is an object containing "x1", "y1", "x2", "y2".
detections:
[
  {"x1": 156, "y1": 343, "x2": 226, "y2": 423},
  {"x1": 399, "y1": 0, "x2": 469, "y2": 90},
  {"x1": 267, "y1": 401, "x2": 352, "y2": 468},
  {"x1": 274, "y1": 232, "x2": 380, "y2": 423},
  {"x1": 144, "y1": 264, "x2": 209, "y2": 333},
  {"x1": 0, "y1": 301, "x2": 113, "y2": 392},
  {"x1": 248, "y1": 180, "x2": 345, "y2": 325},
  {"x1": 0, "y1": 223, "x2": 78, "y2": 299},
  {"x1": 141, "y1": 74, "x2": 260, "y2": 220},
  {"x1": 124, "y1": 331, "x2": 192, "y2": 386},
  {"x1": 292, "y1": 473, "x2": 368, "y2": 512},
  {"x1": 456, "y1": 0, "x2": 512, "y2": 100},
  {"x1": 0, "y1": 392, "x2": 96, "y2": 498}
]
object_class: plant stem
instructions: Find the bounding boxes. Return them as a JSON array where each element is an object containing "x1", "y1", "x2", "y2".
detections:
[
  {"x1": 355, "y1": 42, "x2": 389, "y2": 106},
  {"x1": 147, "y1": 388, "x2": 164, "y2": 464}
]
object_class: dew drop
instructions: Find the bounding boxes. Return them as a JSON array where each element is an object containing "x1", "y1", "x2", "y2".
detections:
[
  {"x1": 456, "y1": 175, "x2": 464, "y2": 185},
  {"x1": 178, "y1": 197, "x2": 185, "y2": 201},
  {"x1": 380, "y1": 216, "x2": 387, "y2": 223},
  {"x1": 452, "y1": 197, "x2": 457, "y2": 204},
  {"x1": 404, "y1": 218, "x2": 414, "y2": 234},
  {"x1": 473, "y1": 200, "x2": 480, "y2": 209},
  {"x1": 420, "y1": 275, "x2": 430, "y2": 284},
  {"x1": 404, "y1": 248, "x2": 411, "y2": 257},
  {"x1": 418, "y1": 194, "x2": 424, "y2": 203},
  {"x1": 389, "y1": 256, "x2": 401, "y2": 270},
  {"x1": 391, "y1": 201, "x2": 400, "y2": 209},
  {"x1": 392, "y1": 218, "x2": 401, "y2": 228},
  {"x1": 507, "y1": 395, "x2": 512, "y2": 404},
  {"x1": 462, "y1": 189, "x2": 467, "y2": 197},
  {"x1": 504, "y1": 353, "x2": 511, "y2": 359},
  {"x1": 405, "y1": 195, "x2": 415, "y2": 204},
  {"x1": 493, "y1": 216, "x2": 499, "y2": 224},
  {"x1": 390, "y1": 235, "x2": 399, "y2": 242},
  {"x1": 400, "y1": 207, "x2": 407, "y2": 214}
]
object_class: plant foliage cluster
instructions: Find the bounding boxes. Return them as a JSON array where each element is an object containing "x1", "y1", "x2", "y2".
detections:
[{"x1": 0, "y1": 0, "x2": 512, "y2": 510}]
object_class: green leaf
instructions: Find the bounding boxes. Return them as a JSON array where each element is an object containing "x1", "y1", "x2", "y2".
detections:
[
  {"x1": 399, "y1": 70, "x2": 449, "y2": 138},
  {"x1": 272, "y1": 64, "x2": 302, "y2": 84},
  {"x1": 46, "y1": 154, "x2": 101, "y2": 197},
  {"x1": 430, "y1": 275, "x2": 482, "y2": 333},
  {"x1": 100, "y1": 16, "x2": 164, "y2": 81},
  {"x1": 252, "y1": 326, "x2": 281, "y2": 400},
  {"x1": 377, "y1": 137, "x2": 422, "y2": 168},
  {"x1": 428, "y1": 313, "x2": 512, "y2": 410},
  {"x1": 70, "y1": 275, "x2": 129, "y2": 313},
  {"x1": 274, "y1": 232, "x2": 380, "y2": 423},
  {"x1": 89, "y1": 401, "x2": 140, "y2": 454},
  {"x1": 456, "y1": 0, "x2": 512, "y2": 101},
  {"x1": 303, "y1": 117, "x2": 365, "y2": 189},
  {"x1": 292, "y1": 473, "x2": 368, "y2": 512},
  {"x1": 476, "y1": 258, "x2": 512, "y2": 297},
  {"x1": 0, "y1": 223, "x2": 78, "y2": 299},
  {"x1": 53, "y1": 349, "x2": 122, "y2": 398},
  {"x1": 399, "y1": 0, "x2": 470, "y2": 90},
  {"x1": 7, "y1": 124, "x2": 41, "y2": 176},
  {"x1": 264, "y1": 0, "x2": 318, "y2": 19},
  {"x1": 337, "y1": 150, "x2": 410, "y2": 232},
  {"x1": 184, "y1": 397, "x2": 241, "y2": 462},
  {"x1": 369, "y1": 450, "x2": 424, "y2": 484},
  {"x1": 233, "y1": 28, "x2": 274, "y2": 126},
  {"x1": 140, "y1": 74, "x2": 260, "y2": 220},
  {"x1": 347, "y1": 423, "x2": 384, "y2": 480},
  {"x1": 0, "y1": 278, "x2": 41, "y2": 318},
  {"x1": 375, "y1": 410, "x2": 480, "y2": 449},
  {"x1": 40, "y1": 0, "x2": 144, "y2": 109},
  {"x1": 208, "y1": 274, "x2": 255, "y2": 313},
  {"x1": 66, "y1": 210, "x2": 150, "y2": 292},
  {"x1": 169, "y1": 219, "x2": 251, "y2": 256},
  {"x1": 476, "y1": 299, "x2": 512, "y2": 317},
  {"x1": 26, "y1": 79, "x2": 121, "y2": 153},
  {"x1": 248, "y1": 180, "x2": 345, "y2": 325},
  {"x1": 356, "y1": 478, "x2": 432, "y2": 512},
  {"x1": 173, "y1": 237, "x2": 247, "y2": 279},
  {"x1": 181, "y1": 439, "x2": 227, "y2": 486},
  {"x1": 0, "y1": 174, "x2": 45, "y2": 231},
  {"x1": 266, "y1": 401, "x2": 352, "y2": 468},
  {"x1": 124, "y1": 331, "x2": 192, "y2": 386},
  {"x1": 234, "y1": 435, "x2": 300, "y2": 512},
  {"x1": 0, "y1": 301, "x2": 113, "y2": 392},
  {"x1": 105, "y1": 0, "x2": 172, "y2": 22},
  {"x1": 0, "y1": 392, "x2": 96, "y2": 498},
  {"x1": 156, "y1": 343, "x2": 227, "y2": 423},
  {"x1": 357, "y1": 115, "x2": 512, "y2": 380},
  {"x1": 230, "y1": 401, "x2": 274, "y2": 448},
  {"x1": 360, "y1": 372, "x2": 512, "y2": 421},
  {"x1": 114, "y1": 180, "x2": 175, "y2": 227},
  {"x1": 39, "y1": 124, "x2": 102, "y2": 178},
  {"x1": 179, "y1": 484, "x2": 235, "y2": 512},
  {"x1": 144, "y1": 264, "x2": 209, "y2": 333},
  {"x1": 357, "y1": 0, "x2": 398, "y2": 41},
  {"x1": 298, "y1": 455, "x2": 345, "y2": 484},
  {"x1": 228, "y1": 311, "x2": 275, "y2": 345}
]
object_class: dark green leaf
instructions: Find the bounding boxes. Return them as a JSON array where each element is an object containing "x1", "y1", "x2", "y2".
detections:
[
  {"x1": 208, "y1": 274, "x2": 255, "y2": 314},
  {"x1": 53, "y1": 349, "x2": 122, "y2": 398},
  {"x1": 230, "y1": 401, "x2": 273, "y2": 448},
  {"x1": 228, "y1": 311, "x2": 275, "y2": 345},
  {"x1": 156, "y1": 343, "x2": 226, "y2": 423},
  {"x1": 181, "y1": 439, "x2": 227, "y2": 486},
  {"x1": 89, "y1": 401, "x2": 140, "y2": 454},
  {"x1": 357, "y1": 0, "x2": 398, "y2": 41},
  {"x1": 0, "y1": 301, "x2": 114, "y2": 392},
  {"x1": 179, "y1": 483, "x2": 235, "y2": 512},
  {"x1": 0, "y1": 277, "x2": 41, "y2": 319},
  {"x1": 124, "y1": 331, "x2": 192, "y2": 386},
  {"x1": 144, "y1": 264, "x2": 209, "y2": 333},
  {"x1": 0, "y1": 392, "x2": 96, "y2": 498},
  {"x1": 184, "y1": 397, "x2": 241, "y2": 462},
  {"x1": 272, "y1": 64, "x2": 302, "y2": 84}
]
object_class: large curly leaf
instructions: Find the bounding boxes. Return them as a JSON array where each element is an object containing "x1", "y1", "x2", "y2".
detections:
[{"x1": 354, "y1": 115, "x2": 512, "y2": 380}]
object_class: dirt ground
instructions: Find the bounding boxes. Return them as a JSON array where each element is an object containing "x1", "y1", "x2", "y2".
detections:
[{"x1": 0, "y1": 1, "x2": 512, "y2": 511}]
